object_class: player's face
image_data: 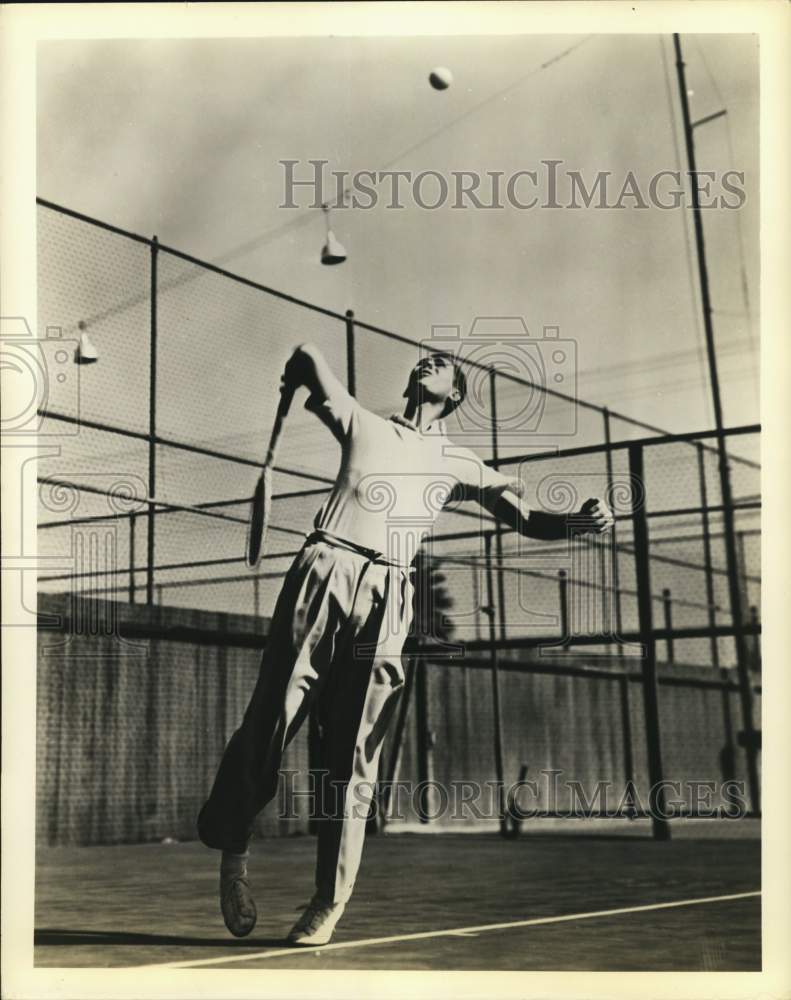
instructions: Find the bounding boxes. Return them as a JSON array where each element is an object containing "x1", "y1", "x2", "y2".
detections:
[{"x1": 406, "y1": 354, "x2": 456, "y2": 405}]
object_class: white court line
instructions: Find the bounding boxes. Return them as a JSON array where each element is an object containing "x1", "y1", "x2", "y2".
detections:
[{"x1": 129, "y1": 889, "x2": 761, "y2": 971}]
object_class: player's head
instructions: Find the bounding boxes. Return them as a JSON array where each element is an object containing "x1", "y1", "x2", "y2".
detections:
[{"x1": 403, "y1": 351, "x2": 467, "y2": 418}]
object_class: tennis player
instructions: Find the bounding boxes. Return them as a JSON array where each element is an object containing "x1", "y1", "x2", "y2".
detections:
[{"x1": 198, "y1": 342, "x2": 613, "y2": 945}]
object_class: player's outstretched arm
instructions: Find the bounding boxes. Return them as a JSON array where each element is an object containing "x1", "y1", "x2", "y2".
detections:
[
  {"x1": 446, "y1": 453, "x2": 613, "y2": 539},
  {"x1": 486, "y1": 490, "x2": 614, "y2": 540}
]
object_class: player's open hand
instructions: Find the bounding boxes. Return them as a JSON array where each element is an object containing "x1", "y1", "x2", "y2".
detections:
[{"x1": 576, "y1": 497, "x2": 614, "y2": 534}]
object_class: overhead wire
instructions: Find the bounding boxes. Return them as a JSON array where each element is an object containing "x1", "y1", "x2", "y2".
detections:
[
  {"x1": 47, "y1": 36, "x2": 762, "y2": 507},
  {"x1": 51, "y1": 37, "x2": 598, "y2": 331},
  {"x1": 692, "y1": 36, "x2": 759, "y2": 408},
  {"x1": 331, "y1": 35, "x2": 597, "y2": 209}
]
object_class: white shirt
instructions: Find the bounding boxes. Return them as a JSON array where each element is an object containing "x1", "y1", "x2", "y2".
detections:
[{"x1": 304, "y1": 386, "x2": 520, "y2": 565}]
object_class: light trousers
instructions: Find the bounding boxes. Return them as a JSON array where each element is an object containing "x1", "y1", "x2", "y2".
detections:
[{"x1": 198, "y1": 533, "x2": 413, "y2": 904}]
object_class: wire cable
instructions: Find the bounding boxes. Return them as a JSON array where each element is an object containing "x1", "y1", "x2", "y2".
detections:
[
  {"x1": 331, "y1": 35, "x2": 597, "y2": 209},
  {"x1": 692, "y1": 36, "x2": 759, "y2": 408}
]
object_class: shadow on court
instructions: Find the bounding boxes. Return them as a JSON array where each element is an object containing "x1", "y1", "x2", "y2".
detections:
[
  {"x1": 35, "y1": 929, "x2": 288, "y2": 949},
  {"x1": 34, "y1": 832, "x2": 760, "y2": 971}
]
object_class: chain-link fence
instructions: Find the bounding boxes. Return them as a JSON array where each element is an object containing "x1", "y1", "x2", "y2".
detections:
[{"x1": 36, "y1": 197, "x2": 762, "y2": 842}]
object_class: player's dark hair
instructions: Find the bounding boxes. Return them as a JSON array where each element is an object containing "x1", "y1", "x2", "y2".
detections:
[{"x1": 432, "y1": 352, "x2": 467, "y2": 418}]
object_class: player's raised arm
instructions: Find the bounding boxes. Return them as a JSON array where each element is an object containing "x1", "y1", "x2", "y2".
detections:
[
  {"x1": 281, "y1": 342, "x2": 345, "y2": 403},
  {"x1": 281, "y1": 342, "x2": 357, "y2": 443}
]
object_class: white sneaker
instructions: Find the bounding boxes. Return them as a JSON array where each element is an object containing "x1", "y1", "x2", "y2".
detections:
[{"x1": 287, "y1": 894, "x2": 346, "y2": 946}]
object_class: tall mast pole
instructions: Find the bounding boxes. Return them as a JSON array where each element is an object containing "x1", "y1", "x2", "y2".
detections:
[{"x1": 672, "y1": 34, "x2": 760, "y2": 814}]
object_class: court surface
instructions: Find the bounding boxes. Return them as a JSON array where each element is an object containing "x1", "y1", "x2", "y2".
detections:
[{"x1": 34, "y1": 832, "x2": 760, "y2": 971}]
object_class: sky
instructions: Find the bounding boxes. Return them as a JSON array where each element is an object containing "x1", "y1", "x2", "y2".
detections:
[{"x1": 37, "y1": 33, "x2": 760, "y2": 443}]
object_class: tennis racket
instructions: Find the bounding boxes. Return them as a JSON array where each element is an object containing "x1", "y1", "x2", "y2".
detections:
[{"x1": 245, "y1": 382, "x2": 296, "y2": 567}]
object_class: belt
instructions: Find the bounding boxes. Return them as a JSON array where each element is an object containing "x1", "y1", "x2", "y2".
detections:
[{"x1": 304, "y1": 528, "x2": 412, "y2": 571}]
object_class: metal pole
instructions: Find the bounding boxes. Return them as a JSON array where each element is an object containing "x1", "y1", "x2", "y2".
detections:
[
  {"x1": 344, "y1": 298, "x2": 357, "y2": 806},
  {"x1": 471, "y1": 564, "x2": 481, "y2": 640},
  {"x1": 415, "y1": 660, "x2": 431, "y2": 823},
  {"x1": 618, "y1": 673, "x2": 635, "y2": 804},
  {"x1": 128, "y1": 512, "x2": 136, "y2": 604},
  {"x1": 345, "y1": 309, "x2": 356, "y2": 397},
  {"x1": 253, "y1": 576, "x2": 260, "y2": 618},
  {"x1": 598, "y1": 535, "x2": 607, "y2": 639},
  {"x1": 749, "y1": 606, "x2": 760, "y2": 671},
  {"x1": 146, "y1": 235, "x2": 158, "y2": 605},
  {"x1": 736, "y1": 531, "x2": 750, "y2": 619},
  {"x1": 603, "y1": 408, "x2": 623, "y2": 653},
  {"x1": 697, "y1": 441, "x2": 735, "y2": 779},
  {"x1": 662, "y1": 589, "x2": 674, "y2": 664},
  {"x1": 696, "y1": 444, "x2": 720, "y2": 668},
  {"x1": 489, "y1": 370, "x2": 507, "y2": 640},
  {"x1": 673, "y1": 34, "x2": 759, "y2": 814},
  {"x1": 558, "y1": 569, "x2": 568, "y2": 639},
  {"x1": 629, "y1": 443, "x2": 670, "y2": 840},
  {"x1": 484, "y1": 532, "x2": 507, "y2": 832}
]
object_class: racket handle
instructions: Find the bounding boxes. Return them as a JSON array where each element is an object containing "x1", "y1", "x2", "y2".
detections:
[{"x1": 263, "y1": 382, "x2": 296, "y2": 467}]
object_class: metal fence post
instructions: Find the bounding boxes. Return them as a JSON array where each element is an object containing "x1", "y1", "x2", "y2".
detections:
[
  {"x1": 698, "y1": 442, "x2": 735, "y2": 780},
  {"x1": 128, "y1": 512, "x2": 136, "y2": 604},
  {"x1": 484, "y1": 531, "x2": 507, "y2": 833},
  {"x1": 722, "y1": 456, "x2": 760, "y2": 813},
  {"x1": 558, "y1": 569, "x2": 568, "y2": 639},
  {"x1": 602, "y1": 408, "x2": 623, "y2": 654},
  {"x1": 489, "y1": 370, "x2": 507, "y2": 640},
  {"x1": 597, "y1": 535, "x2": 608, "y2": 639},
  {"x1": 696, "y1": 444, "x2": 720, "y2": 668},
  {"x1": 618, "y1": 674, "x2": 635, "y2": 804},
  {"x1": 736, "y1": 530, "x2": 750, "y2": 621},
  {"x1": 471, "y1": 564, "x2": 481, "y2": 640},
  {"x1": 628, "y1": 443, "x2": 670, "y2": 840},
  {"x1": 146, "y1": 235, "x2": 158, "y2": 605},
  {"x1": 415, "y1": 659, "x2": 431, "y2": 823},
  {"x1": 662, "y1": 589, "x2": 674, "y2": 664},
  {"x1": 749, "y1": 605, "x2": 760, "y2": 670},
  {"x1": 345, "y1": 309, "x2": 356, "y2": 397}
]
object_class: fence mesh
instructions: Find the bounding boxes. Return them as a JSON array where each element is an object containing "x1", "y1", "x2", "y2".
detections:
[
  {"x1": 37, "y1": 200, "x2": 761, "y2": 648},
  {"x1": 35, "y1": 200, "x2": 761, "y2": 843},
  {"x1": 37, "y1": 205, "x2": 152, "y2": 433}
]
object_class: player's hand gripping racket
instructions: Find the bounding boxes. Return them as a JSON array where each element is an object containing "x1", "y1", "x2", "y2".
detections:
[{"x1": 245, "y1": 380, "x2": 297, "y2": 567}]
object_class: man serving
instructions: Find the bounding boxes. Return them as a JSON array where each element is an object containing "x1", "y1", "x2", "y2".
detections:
[{"x1": 198, "y1": 342, "x2": 613, "y2": 945}]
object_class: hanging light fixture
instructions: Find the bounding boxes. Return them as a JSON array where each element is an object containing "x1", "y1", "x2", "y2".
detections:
[
  {"x1": 320, "y1": 203, "x2": 347, "y2": 265},
  {"x1": 74, "y1": 320, "x2": 98, "y2": 364}
]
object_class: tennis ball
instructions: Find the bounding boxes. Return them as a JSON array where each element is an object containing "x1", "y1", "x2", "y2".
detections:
[{"x1": 429, "y1": 67, "x2": 453, "y2": 90}]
